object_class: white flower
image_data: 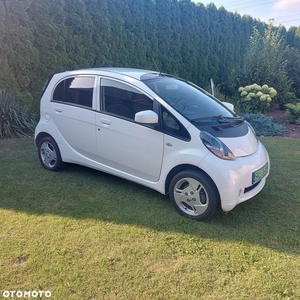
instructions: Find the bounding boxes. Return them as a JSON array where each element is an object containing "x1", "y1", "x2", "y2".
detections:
[{"x1": 260, "y1": 95, "x2": 267, "y2": 101}]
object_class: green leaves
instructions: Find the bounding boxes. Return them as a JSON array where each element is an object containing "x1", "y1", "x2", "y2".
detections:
[
  {"x1": 285, "y1": 102, "x2": 300, "y2": 124},
  {"x1": 240, "y1": 26, "x2": 292, "y2": 108},
  {"x1": 0, "y1": 0, "x2": 299, "y2": 116},
  {"x1": 242, "y1": 113, "x2": 286, "y2": 136},
  {"x1": 0, "y1": 89, "x2": 36, "y2": 139}
]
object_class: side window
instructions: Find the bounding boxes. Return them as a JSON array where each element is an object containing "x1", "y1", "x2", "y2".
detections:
[
  {"x1": 52, "y1": 76, "x2": 95, "y2": 108},
  {"x1": 101, "y1": 79, "x2": 153, "y2": 119},
  {"x1": 161, "y1": 106, "x2": 190, "y2": 141}
]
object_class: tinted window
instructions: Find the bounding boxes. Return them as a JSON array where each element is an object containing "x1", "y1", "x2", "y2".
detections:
[
  {"x1": 161, "y1": 106, "x2": 190, "y2": 141},
  {"x1": 53, "y1": 76, "x2": 95, "y2": 108},
  {"x1": 101, "y1": 79, "x2": 153, "y2": 119}
]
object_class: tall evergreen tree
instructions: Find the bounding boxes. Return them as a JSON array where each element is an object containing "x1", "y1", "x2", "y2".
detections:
[
  {"x1": 285, "y1": 47, "x2": 300, "y2": 99},
  {"x1": 0, "y1": 0, "x2": 298, "y2": 112},
  {"x1": 85, "y1": 0, "x2": 111, "y2": 66},
  {"x1": 287, "y1": 26, "x2": 300, "y2": 50},
  {"x1": 240, "y1": 26, "x2": 292, "y2": 107},
  {"x1": 0, "y1": 0, "x2": 38, "y2": 105},
  {"x1": 179, "y1": 0, "x2": 198, "y2": 80}
]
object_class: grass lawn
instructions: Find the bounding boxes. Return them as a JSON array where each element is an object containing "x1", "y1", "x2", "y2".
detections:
[{"x1": 0, "y1": 137, "x2": 299, "y2": 299}]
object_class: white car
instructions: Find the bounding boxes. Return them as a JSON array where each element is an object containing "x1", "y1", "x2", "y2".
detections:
[{"x1": 35, "y1": 68, "x2": 270, "y2": 220}]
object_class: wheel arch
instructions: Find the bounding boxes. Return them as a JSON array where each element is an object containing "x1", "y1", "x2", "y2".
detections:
[
  {"x1": 164, "y1": 164, "x2": 220, "y2": 199},
  {"x1": 35, "y1": 132, "x2": 53, "y2": 147},
  {"x1": 36, "y1": 133, "x2": 65, "y2": 171}
]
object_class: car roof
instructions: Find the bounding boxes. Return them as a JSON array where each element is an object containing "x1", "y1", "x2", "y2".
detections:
[{"x1": 61, "y1": 67, "x2": 159, "y2": 80}]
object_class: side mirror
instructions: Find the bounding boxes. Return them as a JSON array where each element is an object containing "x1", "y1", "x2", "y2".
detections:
[
  {"x1": 135, "y1": 110, "x2": 158, "y2": 124},
  {"x1": 222, "y1": 102, "x2": 234, "y2": 111}
]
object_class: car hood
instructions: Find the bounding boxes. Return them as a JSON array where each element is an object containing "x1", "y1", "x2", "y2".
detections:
[{"x1": 219, "y1": 129, "x2": 258, "y2": 157}]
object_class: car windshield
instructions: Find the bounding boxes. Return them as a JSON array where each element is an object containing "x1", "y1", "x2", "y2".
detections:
[{"x1": 142, "y1": 74, "x2": 237, "y2": 121}]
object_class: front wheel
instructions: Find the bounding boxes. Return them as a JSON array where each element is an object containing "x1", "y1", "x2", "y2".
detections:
[
  {"x1": 169, "y1": 170, "x2": 220, "y2": 221},
  {"x1": 38, "y1": 136, "x2": 64, "y2": 171}
]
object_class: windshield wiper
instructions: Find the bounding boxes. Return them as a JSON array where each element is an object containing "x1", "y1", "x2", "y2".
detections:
[{"x1": 192, "y1": 115, "x2": 243, "y2": 122}]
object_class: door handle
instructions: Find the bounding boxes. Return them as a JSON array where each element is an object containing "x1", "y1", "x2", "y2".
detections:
[
  {"x1": 55, "y1": 107, "x2": 63, "y2": 113},
  {"x1": 100, "y1": 118, "x2": 111, "y2": 125}
]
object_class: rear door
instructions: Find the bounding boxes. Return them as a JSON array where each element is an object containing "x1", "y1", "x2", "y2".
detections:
[{"x1": 50, "y1": 76, "x2": 98, "y2": 161}]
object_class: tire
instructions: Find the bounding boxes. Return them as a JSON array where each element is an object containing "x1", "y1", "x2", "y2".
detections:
[
  {"x1": 38, "y1": 136, "x2": 64, "y2": 171},
  {"x1": 169, "y1": 170, "x2": 220, "y2": 221}
]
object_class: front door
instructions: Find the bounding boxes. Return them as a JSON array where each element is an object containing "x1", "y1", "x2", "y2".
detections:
[{"x1": 96, "y1": 78, "x2": 163, "y2": 182}]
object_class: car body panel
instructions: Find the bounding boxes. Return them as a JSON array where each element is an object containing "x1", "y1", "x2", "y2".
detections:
[
  {"x1": 219, "y1": 129, "x2": 258, "y2": 157},
  {"x1": 50, "y1": 103, "x2": 98, "y2": 161},
  {"x1": 95, "y1": 113, "x2": 164, "y2": 181}
]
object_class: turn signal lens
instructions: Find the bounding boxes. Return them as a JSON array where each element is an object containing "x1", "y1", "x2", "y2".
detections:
[{"x1": 200, "y1": 131, "x2": 235, "y2": 160}]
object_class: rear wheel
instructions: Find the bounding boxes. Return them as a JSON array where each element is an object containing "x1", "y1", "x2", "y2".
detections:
[
  {"x1": 169, "y1": 170, "x2": 220, "y2": 221},
  {"x1": 38, "y1": 136, "x2": 64, "y2": 171}
]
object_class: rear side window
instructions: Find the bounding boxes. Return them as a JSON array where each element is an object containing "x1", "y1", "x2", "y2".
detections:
[{"x1": 52, "y1": 76, "x2": 95, "y2": 108}]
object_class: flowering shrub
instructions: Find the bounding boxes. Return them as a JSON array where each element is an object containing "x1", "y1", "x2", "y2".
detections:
[{"x1": 238, "y1": 84, "x2": 277, "y2": 113}]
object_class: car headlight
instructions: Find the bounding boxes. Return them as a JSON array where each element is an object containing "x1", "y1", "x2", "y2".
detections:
[{"x1": 200, "y1": 131, "x2": 235, "y2": 160}]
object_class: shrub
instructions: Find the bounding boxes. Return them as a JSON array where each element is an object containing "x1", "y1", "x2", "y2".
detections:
[
  {"x1": 242, "y1": 113, "x2": 286, "y2": 136},
  {"x1": 281, "y1": 92, "x2": 299, "y2": 107},
  {"x1": 0, "y1": 89, "x2": 36, "y2": 139},
  {"x1": 285, "y1": 102, "x2": 300, "y2": 124},
  {"x1": 238, "y1": 84, "x2": 277, "y2": 114}
]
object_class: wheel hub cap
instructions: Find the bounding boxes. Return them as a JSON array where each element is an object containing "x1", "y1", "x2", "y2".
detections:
[
  {"x1": 40, "y1": 142, "x2": 57, "y2": 168},
  {"x1": 174, "y1": 178, "x2": 209, "y2": 216}
]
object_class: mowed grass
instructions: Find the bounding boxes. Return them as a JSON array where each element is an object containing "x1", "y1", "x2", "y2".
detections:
[{"x1": 0, "y1": 137, "x2": 299, "y2": 300}]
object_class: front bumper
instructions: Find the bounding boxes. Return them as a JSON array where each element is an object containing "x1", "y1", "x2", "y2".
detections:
[{"x1": 199, "y1": 141, "x2": 270, "y2": 212}]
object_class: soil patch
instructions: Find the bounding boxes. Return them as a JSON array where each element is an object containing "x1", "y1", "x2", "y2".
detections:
[{"x1": 266, "y1": 109, "x2": 300, "y2": 140}]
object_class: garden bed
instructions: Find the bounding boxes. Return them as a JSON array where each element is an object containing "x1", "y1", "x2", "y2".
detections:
[{"x1": 266, "y1": 109, "x2": 300, "y2": 140}]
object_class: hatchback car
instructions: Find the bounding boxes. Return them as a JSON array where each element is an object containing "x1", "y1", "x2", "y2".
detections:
[{"x1": 35, "y1": 68, "x2": 270, "y2": 220}]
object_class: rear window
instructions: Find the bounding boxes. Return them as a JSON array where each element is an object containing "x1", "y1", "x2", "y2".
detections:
[{"x1": 52, "y1": 76, "x2": 95, "y2": 108}]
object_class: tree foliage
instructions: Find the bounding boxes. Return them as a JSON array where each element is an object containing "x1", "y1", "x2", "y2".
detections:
[
  {"x1": 285, "y1": 103, "x2": 300, "y2": 124},
  {"x1": 0, "y1": 0, "x2": 299, "y2": 115},
  {"x1": 239, "y1": 26, "x2": 294, "y2": 107}
]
